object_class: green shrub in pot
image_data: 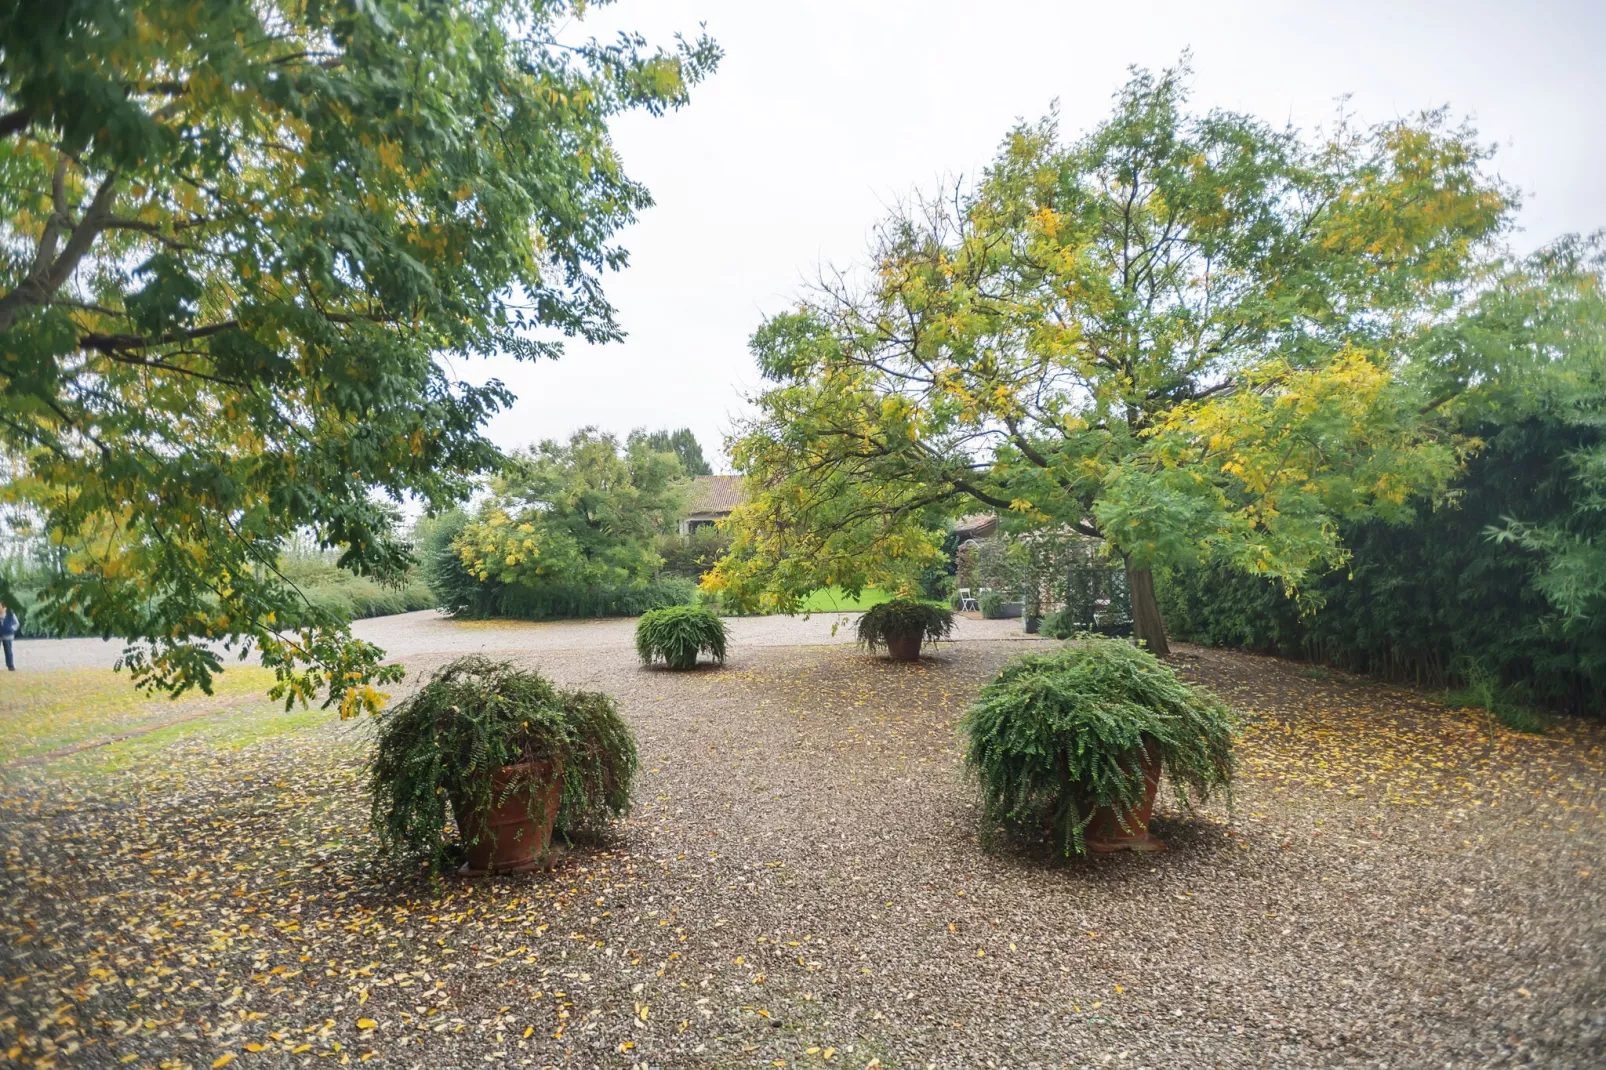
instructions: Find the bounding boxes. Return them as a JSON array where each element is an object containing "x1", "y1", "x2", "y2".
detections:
[
  {"x1": 856, "y1": 598, "x2": 955, "y2": 660},
  {"x1": 368, "y1": 656, "x2": 637, "y2": 875},
  {"x1": 978, "y1": 590, "x2": 1005, "y2": 619},
  {"x1": 961, "y1": 635, "x2": 1237, "y2": 856},
  {"x1": 635, "y1": 604, "x2": 729, "y2": 669}
]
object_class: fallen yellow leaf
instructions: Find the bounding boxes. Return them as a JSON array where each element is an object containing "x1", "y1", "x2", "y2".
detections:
[
  {"x1": 356, "y1": 1019, "x2": 377, "y2": 1030},
  {"x1": 212, "y1": 1056, "x2": 236, "y2": 1069}
]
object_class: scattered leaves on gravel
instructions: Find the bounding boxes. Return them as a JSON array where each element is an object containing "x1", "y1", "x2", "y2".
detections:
[{"x1": 2, "y1": 638, "x2": 1602, "y2": 1068}]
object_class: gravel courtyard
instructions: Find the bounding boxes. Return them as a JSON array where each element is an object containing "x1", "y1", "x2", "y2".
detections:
[{"x1": 1, "y1": 615, "x2": 1602, "y2": 1068}]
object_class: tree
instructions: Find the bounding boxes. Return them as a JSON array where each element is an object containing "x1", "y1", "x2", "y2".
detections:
[
  {"x1": 455, "y1": 428, "x2": 686, "y2": 593},
  {"x1": 0, "y1": 1, "x2": 717, "y2": 709},
  {"x1": 706, "y1": 65, "x2": 1512, "y2": 654},
  {"x1": 629, "y1": 427, "x2": 714, "y2": 476},
  {"x1": 1157, "y1": 236, "x2": 1606, "y2": 713},
  {"x1": 1482, "y1": 236, "x2": 1606, "y2": 625}
]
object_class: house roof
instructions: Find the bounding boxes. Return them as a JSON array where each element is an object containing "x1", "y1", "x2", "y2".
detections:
[
  {"x1": 685, "y1": 474, "x2": 744, "y2": 515},
  {"x1": 954, "y1": 513, "x2": 998, "y2": 539}
]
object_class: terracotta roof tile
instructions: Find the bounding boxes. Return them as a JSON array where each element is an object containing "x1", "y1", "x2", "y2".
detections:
[{"x1": 686, "y1": 474, "x2": 744, "y2": 514}]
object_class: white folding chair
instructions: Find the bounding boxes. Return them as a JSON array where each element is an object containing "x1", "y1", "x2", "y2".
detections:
[{"x1": 958, "y1": 587, "x2": 979, "y2": 611}]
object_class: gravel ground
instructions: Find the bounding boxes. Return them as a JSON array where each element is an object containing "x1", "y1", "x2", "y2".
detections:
[
  {"x1": 1, "y1": 610, "x2": 1032, "y2": 671},
  {"x1": 1, "y1": 621, "x2": 1602, "y2": 1069}
]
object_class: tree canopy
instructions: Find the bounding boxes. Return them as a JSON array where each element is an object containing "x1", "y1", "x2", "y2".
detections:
[
  {"x1": 1159, "y1": 236, "x2": 1606, "y2": 713},
  {"x1": 705, "y1": 65, "x2": 1513, "y2": 653},
  {"x1": 629, "y1": 426, "x2": 714, "y2": 476},
  {"x1": 0, "y1": 0, "x2": 717, "y2": 709},
  {"x1": 454, "y1": 427, "x2": 687, "y2": 593}
]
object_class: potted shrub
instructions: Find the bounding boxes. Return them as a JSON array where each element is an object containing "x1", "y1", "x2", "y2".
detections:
[
  {"x1": 961, "y1": 636, "x2": 1236, "y2": 855},
  {"x1": 978, "y1": 590, "x2": 1004, "y2": 620},
  {"x1": 368, "y1": 656, "x2": 637, "y2": 876},
  {"x1": 636, "y1": 604, "x2": 728, "y2": 669},
  {"x1": 857, "y1": 598, "x2": 955, "y2": 661}
]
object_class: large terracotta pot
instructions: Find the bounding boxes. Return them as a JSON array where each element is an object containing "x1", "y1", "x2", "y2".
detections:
[
  {"x1": 1085, "y1": 739, "x2": 1167, "y2": 853},
  {"x1": 452, "y1": 760, "x2": 564, "y2": 876},
  {"x1": 885, "y1": 633, "x2": 922, "y2": 661}
]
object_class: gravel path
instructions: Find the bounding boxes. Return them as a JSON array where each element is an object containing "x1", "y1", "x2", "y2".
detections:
[
  {"x1": 2, "y1": 610, "x2": 1032, "y2": 671},
  {"x1": 1, "y1": 624, "x2": 1602, "y2": 1068}
]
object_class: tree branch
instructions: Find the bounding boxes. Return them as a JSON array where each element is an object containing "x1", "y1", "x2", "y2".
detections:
[
  {"x1": 0, "y1": 108, "x2": 31, "y2": 138},
  {"x1": 0, "y1": 168, "x2": 121, "y2": 333},
  {"x1": 79, "y1": 320, "x2": 239, "y2": 353}
]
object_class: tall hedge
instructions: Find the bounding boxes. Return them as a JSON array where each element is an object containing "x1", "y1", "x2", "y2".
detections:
[
  {"x1": 1160, "y1": 409, "x2": 1604, "y2": 716},
  {"x1": 1160, "y1": 237, "x2": 1606, "y2": 718}
]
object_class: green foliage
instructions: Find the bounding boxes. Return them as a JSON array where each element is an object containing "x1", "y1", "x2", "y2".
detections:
[
  {"x1": 457, "y1": 428, "x2": 686, "y2": 591},
  {"x1": 635, "y1": 604, "x2": 728, "y2": 670},
  {"x1": 434, "y1": 429, "x2": 700, "y2": 621},
  {"x1": 657, "y1": 524, "x2": 732, "y2": 581},
  {"x1": 710, "y1": 62, "x2": 1512, "y2": 657},
  {"x1": 961, "y1": 538, "x2": 1028, "y2": 598},
  {"x1": 629, "y1": 427, "x2": 714, "y2": 477},
  {"x1": 0, "y1": 1, "x2": 717, "y2": 709},
  {"x1": 418, "y1": 509, "x2": 487, "y2": 616},
  {"x1": 856, "y1": 598, "x2": 955, "y2": 652},
  {"x1": 496, "y1": 578, "x2": 696, "y2": 622},
  {"x1": 277, "y1": 556, "x2": 435, "y2": 623},
  {"x1": 1040, "y1": 606, "x2": 1133, "y2": 641},
  {"x1": 1038, "y1": 609, "x2": 1070, "y2": 640},
  {"x1": 978, "y1": 591, "x2": 1005, "y2": 620},
  {"x1": 0, "y1": 555, "x2": 85, "y2": 637},
  {"x1": 1159, "y1": 238, "x2": 1606, "y2": 716},
  {"x1": 1444, "y1": 659, "x2": 1549, "y2": 736},
  {"x1": 423, "y1": 501, "x2": 697, "y2": 621},
  {"x1": 367, "y1": 656, "x2": 637, "y2": 875},
  {"x1": 1481, "y1": 237, "x2": 1606, "y2": 624},
  {"x1": 960, "y1": 636, "x2": 1238, "y2": 857}
]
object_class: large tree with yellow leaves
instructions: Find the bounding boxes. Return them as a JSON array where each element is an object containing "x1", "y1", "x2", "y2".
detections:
[
  {"x1": 0, "y1": 0, "x2": 717, "y2": 707},
  {"x1": 707, "y1": 66, "x2": 1512, "y2": 654}
]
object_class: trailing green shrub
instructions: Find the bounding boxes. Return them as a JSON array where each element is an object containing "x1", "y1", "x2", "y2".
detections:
[
  {"x1": 367, "y1": 656, "x2": 637, "y2": 875},
  {"x1": 636, "y1": 604, "x2": 728, "y2": 670},
  {"x1": 961, "y1": 636, "x2": 1238, "y2": 857},
  {"x1": 856, "y1": 598, "x2": 954, "y2": 652},
  {"x1": 1039, "y1": 607, "x2": 1073, "y2": 639},
  {"x1": 978, "y1": 590, "x2": 1005, "y2": 620}
]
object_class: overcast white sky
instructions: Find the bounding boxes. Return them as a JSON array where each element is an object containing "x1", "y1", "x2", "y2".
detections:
[{"x1": 470, "y1": 0, "x2": 1605, "y2": 471}]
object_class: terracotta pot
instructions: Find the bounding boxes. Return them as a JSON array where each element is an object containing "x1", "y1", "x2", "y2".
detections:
[
  {"x1": 885, "y1": 633, "x2": 923, "y2": 661},
  {"x1": 452, "y1": 760, "x2": 564, "y2": 876},
  {"x1": 1085, "y1": 739, "x2": 1167, "y2": 853}
]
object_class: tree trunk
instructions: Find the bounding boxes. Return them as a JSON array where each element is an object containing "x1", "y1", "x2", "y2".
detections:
[{"x1": 1124, "y1": 559, "x2": 1170, "y2": 657}]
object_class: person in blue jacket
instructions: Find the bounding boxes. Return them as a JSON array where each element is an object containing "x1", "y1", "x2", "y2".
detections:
[{"x1": 0, "y1": 602, "x2": 16, "y2": 671}]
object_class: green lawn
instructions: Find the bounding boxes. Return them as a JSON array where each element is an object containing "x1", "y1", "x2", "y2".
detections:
[
  {"x1": 0, "y1": 666, "x2": 279, "y2": 764},
  {"x1": 795, "y1": 586, "x2": 893, "y2": 612}
]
